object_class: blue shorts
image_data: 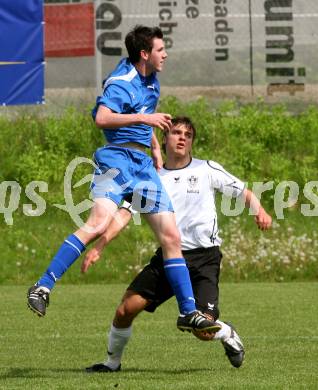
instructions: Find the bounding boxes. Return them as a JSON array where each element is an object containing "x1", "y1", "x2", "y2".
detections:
[{"x1": 91, "y1": 145, "x2": 173, "y2": 214}]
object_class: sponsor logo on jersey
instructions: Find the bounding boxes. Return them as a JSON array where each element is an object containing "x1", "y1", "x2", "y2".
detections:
[{"x1": 174, "y1": 176, "x2": 180, "y2": 183}]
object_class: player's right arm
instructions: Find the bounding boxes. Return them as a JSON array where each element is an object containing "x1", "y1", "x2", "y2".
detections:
[
  {"x1": 95, "y1": 105, "x2": 172, "y2": 131},
  {"x1": 81, "y1": 206, "x2": 132, "y2": 273},
  {"x1": 151, "y1": 132, "x2": 163, "y2": 171}
]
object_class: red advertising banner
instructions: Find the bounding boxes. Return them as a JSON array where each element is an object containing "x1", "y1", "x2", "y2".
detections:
[{"x1": 44, "y1": 3, "x2": 94, "y2": 57}]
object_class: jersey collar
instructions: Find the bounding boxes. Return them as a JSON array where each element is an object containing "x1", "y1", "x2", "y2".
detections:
[{"x1": 163, "y1": 157, "x2": 192, "y2": 171}]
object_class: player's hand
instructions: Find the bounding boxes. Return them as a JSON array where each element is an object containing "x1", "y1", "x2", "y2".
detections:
[
  {"x1": 151, "y1": 145, "x2": 163, "y2": 171},
  {"x1": 81, "y1": 247, "x2": 102, "y2": 273},
  {"x1": 145, "y1": 113, "x2": 172, "y2": 131},
  {"x1": 255, "y1": 208, "x2": 272, "y2": 230}
]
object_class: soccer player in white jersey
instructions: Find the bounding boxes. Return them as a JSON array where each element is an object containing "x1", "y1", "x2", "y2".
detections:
[
  {"x1": 83, "y1": 116, "x2": 272, "y2": 372},
  {"x1": 27, "y1": 26, "x2": 217, "y2": 334}
]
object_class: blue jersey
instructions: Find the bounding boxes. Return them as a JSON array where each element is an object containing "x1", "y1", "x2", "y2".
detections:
[{"x1": 92, "y1": 58, "x2": 160, "y2": 148}]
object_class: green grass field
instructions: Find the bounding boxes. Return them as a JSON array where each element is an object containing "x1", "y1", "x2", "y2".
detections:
[{"x1": 1, "y1": 283, "x2": 317, "y2": 389}]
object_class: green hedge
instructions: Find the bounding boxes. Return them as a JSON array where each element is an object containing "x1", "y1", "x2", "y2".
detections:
[{"x1": 2, "y1": 98, "x2": 317, "y2": 203}]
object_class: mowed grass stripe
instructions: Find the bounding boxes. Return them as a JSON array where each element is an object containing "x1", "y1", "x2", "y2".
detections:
[{"x1": 0, "y1": 283, "x2": 317, "y2": 389}]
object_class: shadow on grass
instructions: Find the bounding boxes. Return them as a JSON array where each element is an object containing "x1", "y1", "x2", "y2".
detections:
[
  {"x1": 1, "y1": 368, "x2": 84, "y2": 379},
  {"x1": 1, "y1": 366, "x2": 210, "y2": 379}
]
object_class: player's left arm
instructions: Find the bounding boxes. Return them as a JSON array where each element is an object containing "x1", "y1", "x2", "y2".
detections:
[
  {"x1": 242, "y1": 188, "x2": 272, "y2": 230},
  {"x1": 151, "y1": 132, "x2": 163, "y2": 171}
]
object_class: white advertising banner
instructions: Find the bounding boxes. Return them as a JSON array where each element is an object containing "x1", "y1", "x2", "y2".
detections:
[{"x1": 94, "y1": 0, "x2": 318, "y2": 97}]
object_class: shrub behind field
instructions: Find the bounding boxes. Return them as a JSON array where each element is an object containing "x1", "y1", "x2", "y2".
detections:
[{"x1": 1, "y1": 98, "x2": 318, "y2": 199}]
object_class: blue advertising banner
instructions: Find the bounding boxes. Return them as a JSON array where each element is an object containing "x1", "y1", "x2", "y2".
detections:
[{"x1": 0, "y1": 0, "x2": 44, "y2": 105}]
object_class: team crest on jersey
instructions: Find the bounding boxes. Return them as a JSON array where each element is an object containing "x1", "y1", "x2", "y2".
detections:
[
  {"x1": 187, "y1": 175, "x2": 199, "y2": 193},
  {"x1": 187, "y1": 175, "x2": 198, "y2": 187}
]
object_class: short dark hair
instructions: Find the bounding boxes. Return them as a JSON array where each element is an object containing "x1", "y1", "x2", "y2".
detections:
[
  {"x1": 162, "y1": 116, "x2": 196, "y2": 153},
  {"x1": 125, "y1": 25, "x2": 163, "y2": 64},
  {"x1": 171, "y1": 116, "x2": 196, "y2": 141}
]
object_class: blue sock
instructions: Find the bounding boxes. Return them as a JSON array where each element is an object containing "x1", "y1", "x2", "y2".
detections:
[
  {"x1": 163, "y1": 258, "x2": 196, "y2": 314},
  {"x1": 37, "y1": 234, "x2": 86, "y2": 290}
]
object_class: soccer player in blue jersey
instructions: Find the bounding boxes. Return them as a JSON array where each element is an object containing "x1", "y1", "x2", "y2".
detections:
[{"x1": 27, "y1": 26, "x2": 218, "y2": 333}]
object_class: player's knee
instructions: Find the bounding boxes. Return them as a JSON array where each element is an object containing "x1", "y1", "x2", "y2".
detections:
[
  {"x1": 82, "y1": 218, "x2": 107, "y2": 239},
  {"x1": 91, "y1": 217, "x2": 108, "y2": 235},
  {"x1": 115, "y1": 302, "x2": 138, "y2": 324},
  {"x1": 84, "y1": 203, "x2": 115, "y2": 237},
  {"x1": 160, "y1": 228, "x2": 181, "y2": 250},
  {"x1": 114, "y1": 307, "x2": 131, "y2": 328},
  {"x1": 115, "y1": 305, "x2": 128, "y2": 321}
]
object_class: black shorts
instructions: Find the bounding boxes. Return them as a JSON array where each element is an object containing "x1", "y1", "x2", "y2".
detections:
[{"x1": 127, "y1": 246, "x2": 222, "y2": 319}]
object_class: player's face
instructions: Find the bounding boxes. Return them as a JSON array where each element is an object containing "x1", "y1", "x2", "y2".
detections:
[
  {"x1": 165, "y1": 124, "x2": 193, "y2": 159},
  {"x1": 146, "y1": 38, "x2": 168, "y2": 73}
]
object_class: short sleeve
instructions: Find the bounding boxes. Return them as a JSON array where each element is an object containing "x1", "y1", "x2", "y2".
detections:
[
  {"x1": 98, "y1": 83, "x2": 132, "y2": 114},
  {"x1": 207, "y1": 161, "x2": 245, "y2": 197}
]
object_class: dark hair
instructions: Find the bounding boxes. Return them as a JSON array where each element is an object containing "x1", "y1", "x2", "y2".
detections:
[
  {"x1": 125, "y1": 25, "x2": 163, "y2": 64},
  {"x1": 171, "y1": 116, "x2": 196, "y2": 141},
  {"x1": 162, "y1": 116, "x2": 196, "y2": 153}
]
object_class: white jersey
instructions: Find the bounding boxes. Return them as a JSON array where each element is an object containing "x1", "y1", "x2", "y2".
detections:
[{"x1": 159, "y1": 158, "x2": 245, "y2": 250}]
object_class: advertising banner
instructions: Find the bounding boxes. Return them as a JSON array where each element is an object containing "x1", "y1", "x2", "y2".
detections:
[
  {"x1": 94, "y1": 0, "x2": 318, "y2": 97},
  {"x1": 0, "y1": 0, "x2": 45, "y2": 105}
]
